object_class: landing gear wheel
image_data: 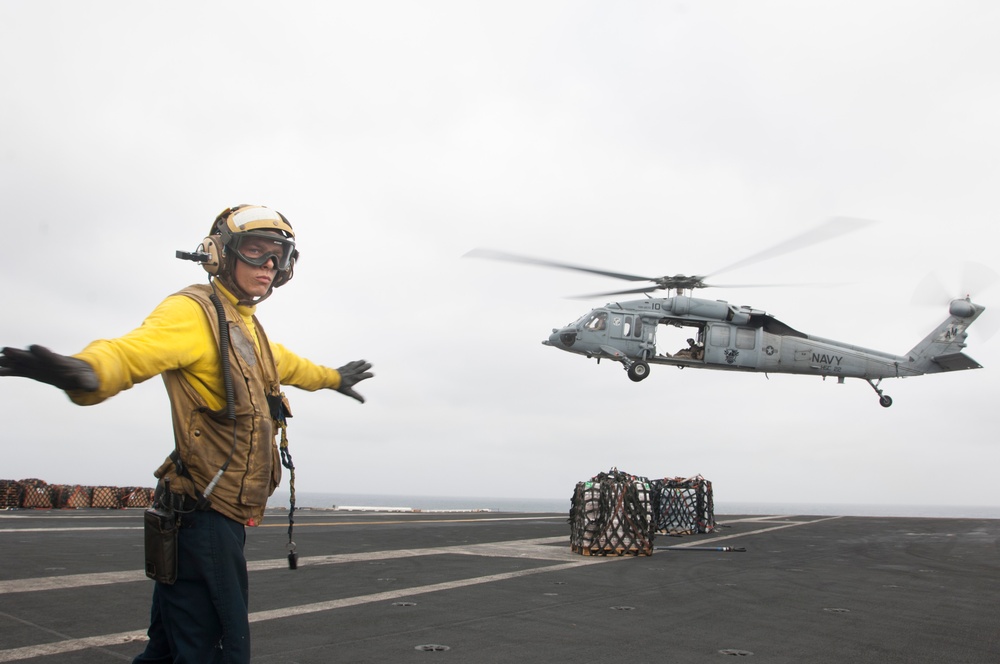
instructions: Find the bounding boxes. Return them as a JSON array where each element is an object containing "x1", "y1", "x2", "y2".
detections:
[
  {"x1": 866, "y1": 378, "x2": 893, "y2": 408},
  {"x1": 627, "y1": 361, "x2": 650, "y2": 382}
]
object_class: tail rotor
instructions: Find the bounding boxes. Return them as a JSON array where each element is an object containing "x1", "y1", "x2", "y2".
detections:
[{"x1": 912, "y1": 262, "x2": 999, "y2": 341}]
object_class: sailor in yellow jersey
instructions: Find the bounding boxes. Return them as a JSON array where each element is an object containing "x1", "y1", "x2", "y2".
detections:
[{"x1": 0, "y1": 204, "x2": 374, "y2": 663}]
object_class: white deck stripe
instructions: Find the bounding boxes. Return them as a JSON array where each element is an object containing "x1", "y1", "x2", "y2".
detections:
[
  {"x1": 0, "y1": 555, "x2": 602, "y2": 662},
  {"x1": 0, "y1": 527, "x2": 144, "y2": 533},
  {"x1": 0, "y1": 515, "x2": 563, "y2": 534},
  {"x1": 0, "y1": 536, "x2": 570, "y2": 595},
  {"x1": 248, "y1": 558, "x2": 601, "y2": 623},
  {"x1": 0, "y1": 515, "x2": 566, "y2": 536},
  {"x1": 666, "y1": 516, "x2": 843, "y2": 547},
  {"x1": 0, "y1": 629, "x2": 149, "y2": 663}
]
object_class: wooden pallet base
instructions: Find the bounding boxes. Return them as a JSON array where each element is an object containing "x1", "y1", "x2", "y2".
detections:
[{"x1": 571, "y1": 544, "x2": 652, "y2": 557}]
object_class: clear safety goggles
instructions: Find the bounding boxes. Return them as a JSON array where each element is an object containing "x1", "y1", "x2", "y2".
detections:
[{"x1": 229, "y1": 231, "x2": 297, "y2": 271}]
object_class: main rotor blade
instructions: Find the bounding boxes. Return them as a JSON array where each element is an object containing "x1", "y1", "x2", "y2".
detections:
[
  {"x1": 464, "y1": 248, "x2": 654, "y2": 283},
  {"x1": 709, "y1": 281, "x2": 850, "y2": 289},
  {"x1": 707, "y1": 216, "x2": 876, "y2": 279},
  {"x1": 568, "y1": 285, "x2": 663, "y2": 300},
  {"x1": 570, "y1": 281, "x2": 834, "y2": 299}
]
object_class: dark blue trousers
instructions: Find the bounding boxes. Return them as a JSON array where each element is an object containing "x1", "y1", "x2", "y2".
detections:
[{"x1": 133, "y1": 510, "x2": 250, "y2": 664}]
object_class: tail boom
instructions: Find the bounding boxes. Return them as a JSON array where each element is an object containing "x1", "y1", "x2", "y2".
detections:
[{"x1": 905, "y1": 298, "x2": 984, "y2": 375}]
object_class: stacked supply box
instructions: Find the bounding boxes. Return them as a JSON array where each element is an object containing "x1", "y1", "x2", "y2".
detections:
[
  {"x1": 0, "y1": 480, "x2": 24, "y2": 509},
  {"x1": 570, "y1": 468, "x2": 655, "y2": 556},
  {"x1": 651, "y1": 475, "x2": 716, "y2": 535},
  {"x1": 53, "y1": 485, "x2": 93, "y2": 509},
  {"x1": 0, "y1": 479, "x2": 154, "y2": 510},
  {"x1": 20, "y1": 479, "x2": 54, "y2": 508}
]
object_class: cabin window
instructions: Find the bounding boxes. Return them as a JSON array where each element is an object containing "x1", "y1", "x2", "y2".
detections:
[
  {"x1": 633, "y1": 317, "x2": 643, "y2": 338},
  {"x1": 710, "y1": 325, "x2": 730, "y2": 347},
  {"x1": 623, "y1": 316, "x2": 633, "y2": 337},
  {"x1": 736, "y1": 328, "x2": 756, "y2": 349}
]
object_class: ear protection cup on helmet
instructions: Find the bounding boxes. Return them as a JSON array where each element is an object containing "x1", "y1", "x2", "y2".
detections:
[
  {"x1": 198, "y1": 235, "x2": 224, "y2": 275},
  {"x1": 272, "y1": 260, "x2": 295, "y2": 288}
]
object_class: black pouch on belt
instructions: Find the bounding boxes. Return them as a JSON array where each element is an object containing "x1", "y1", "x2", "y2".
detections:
[{"x1": 144, "y1": 480, "x2": 179, "y2": 584}]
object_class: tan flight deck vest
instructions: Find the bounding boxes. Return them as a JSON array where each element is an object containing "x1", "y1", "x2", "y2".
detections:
[{"x1": 155, "y1": 284, "x2": 283, "y2": 526}]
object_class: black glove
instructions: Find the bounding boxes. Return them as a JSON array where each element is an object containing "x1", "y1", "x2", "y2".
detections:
[
  {"x1": 335, "y1": 359, "x2": 373, "y2": 403},
  {"x1": 0, "y1": 345, "x2": 99, "y2": 392}
]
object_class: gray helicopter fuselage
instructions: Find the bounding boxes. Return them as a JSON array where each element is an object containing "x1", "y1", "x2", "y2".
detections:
[{"x1": 542, "y1": 295, "x2": 982, "y2": 381}]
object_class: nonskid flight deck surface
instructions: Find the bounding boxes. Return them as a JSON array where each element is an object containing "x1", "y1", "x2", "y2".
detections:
[{"x1": 1, "y1": 509, "x2": 998, "y2": 663}]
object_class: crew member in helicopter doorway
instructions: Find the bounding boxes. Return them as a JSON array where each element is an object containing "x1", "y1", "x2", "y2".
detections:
[{"x1": 0, "y1": 205, "x2": 374, "y2": 663}]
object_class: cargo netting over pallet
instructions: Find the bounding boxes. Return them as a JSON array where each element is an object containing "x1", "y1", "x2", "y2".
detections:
[
  {"x1": 570, "y1": 468, "x2": 656, "y2": 556},
  {"x1": 651, "y1": 475, "x2": 716, "y2": 535},
  {"x1": 0, "y1": 479, "x2": 154, "y2": 510}
]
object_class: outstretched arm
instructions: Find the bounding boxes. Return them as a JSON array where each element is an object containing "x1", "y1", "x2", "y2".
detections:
[{"x1": 272, "y1": 343, "x2": 374, "y2": 404}]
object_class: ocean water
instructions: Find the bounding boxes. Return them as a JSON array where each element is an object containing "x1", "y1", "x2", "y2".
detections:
[{"x1": 268, "y1": 491, "x2": 1000, "y2": 519}]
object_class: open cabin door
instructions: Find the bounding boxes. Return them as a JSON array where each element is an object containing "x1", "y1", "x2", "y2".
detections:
[{"x1": 655, "y1": 321, "x2": 706, "y2": 361}]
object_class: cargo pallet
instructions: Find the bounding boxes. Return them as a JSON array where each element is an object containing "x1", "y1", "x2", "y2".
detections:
[
  {"x1": 571, "y1": 544, "x2": 652, "y2": 557},
  {"x1": 570, "y1": 468, "x2": 655, "y2": 558}
]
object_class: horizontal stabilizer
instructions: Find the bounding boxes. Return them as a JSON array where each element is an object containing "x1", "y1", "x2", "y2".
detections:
[{"x1": 932, "y1": 353, "x2": 982, "y2": 371}]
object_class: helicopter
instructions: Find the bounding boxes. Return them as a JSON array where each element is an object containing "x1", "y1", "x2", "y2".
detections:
[{"x1": 467, "y1": 218, "x2": 988, "y2": 408}]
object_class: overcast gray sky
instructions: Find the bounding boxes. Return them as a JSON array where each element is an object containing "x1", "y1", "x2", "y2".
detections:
[{"x1": 2, "y1": 1, "x2": 998, "y2": 511}]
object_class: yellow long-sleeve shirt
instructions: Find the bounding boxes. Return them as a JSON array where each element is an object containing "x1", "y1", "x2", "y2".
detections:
[{"x1": 69, "y1": 283, "x2": 341, "y2": 408}]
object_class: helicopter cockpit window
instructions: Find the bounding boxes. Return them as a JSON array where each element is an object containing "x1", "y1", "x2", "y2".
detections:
[{"x1": 584, "y1": 311, "x2": 608, "y2": 331}]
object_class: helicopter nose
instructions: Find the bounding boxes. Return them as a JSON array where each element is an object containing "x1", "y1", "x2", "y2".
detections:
[{"x1": 544, "y1": 328, "x2": 577, "y2": 348}]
